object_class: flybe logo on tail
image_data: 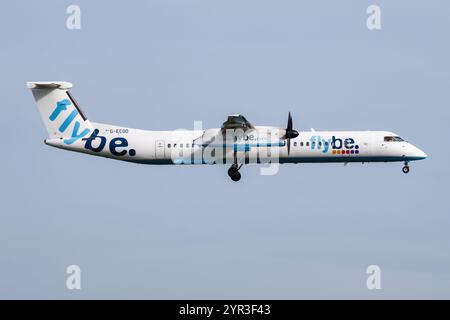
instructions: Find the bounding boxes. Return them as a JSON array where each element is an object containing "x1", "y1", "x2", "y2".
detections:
[
  {"x1": 49, "y1": 100, "x2": 136, "y2": 157},
  {"x1": 49, "y1": 99, "x2": 91, "y2": 144}
]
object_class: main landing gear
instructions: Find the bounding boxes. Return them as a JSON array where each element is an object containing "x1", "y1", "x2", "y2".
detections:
[
  {"x1": 402, "y1": 161, "x2": 410, "y2": 174},
  {"x1": 228, "y1": 164, "x2": 242, "y2": 182}
]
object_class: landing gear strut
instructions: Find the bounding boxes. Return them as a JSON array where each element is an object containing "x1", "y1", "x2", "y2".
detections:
[
  {"x1": 402, "y1": 161, "x2": 410, "y2": 174},
  {"x1": 228, "y1": 164, "x2": 242, "y2": 181}
]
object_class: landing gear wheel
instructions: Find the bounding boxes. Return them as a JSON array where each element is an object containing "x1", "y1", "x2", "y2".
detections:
[
  {"x1": 228, "y1": 167, "x2": 241, "y2": 182},
  {"x1": 402, "y1": 166, "x2": 410, "y2": 174}
]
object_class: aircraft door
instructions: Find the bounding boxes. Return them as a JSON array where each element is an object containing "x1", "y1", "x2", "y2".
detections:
[{"x1": 155, "y1": 140, "x2": 166, "y2": 159}]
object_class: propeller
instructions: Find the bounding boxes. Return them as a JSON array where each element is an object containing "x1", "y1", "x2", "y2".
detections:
[{"x1": 283, "y1": 112, "x2": 299, "y2": 154}]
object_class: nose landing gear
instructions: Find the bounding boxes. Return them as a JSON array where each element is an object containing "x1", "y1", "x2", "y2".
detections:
[
  {"x1": 402, "y1": 161, "x2": 410, "y2": 174},
  {"x1": 228, "y1": 164, "x2": 242, "y2": 181}
]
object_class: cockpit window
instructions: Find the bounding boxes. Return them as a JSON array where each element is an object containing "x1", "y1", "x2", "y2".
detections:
[{"x1": 384, "y1": 136, "x2": 404, "y2": 142}]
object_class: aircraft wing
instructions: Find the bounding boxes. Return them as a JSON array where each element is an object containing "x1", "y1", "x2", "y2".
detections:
[
  {"x1": 221, "y1": 114, "x2": 254, "y2": 132},
  {"x1": 193, "y1": 114, "x2": 255, "y2": 146}
]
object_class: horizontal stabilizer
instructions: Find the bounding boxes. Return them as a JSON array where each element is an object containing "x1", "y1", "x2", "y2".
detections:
[{"x1": 26, "y1": 81, "x2": 73, "y2": 90}]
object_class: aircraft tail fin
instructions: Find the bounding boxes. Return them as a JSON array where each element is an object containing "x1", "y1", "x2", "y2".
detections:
[{"x1": 27, "y1": 81, "x2": 93, "y2": 144}]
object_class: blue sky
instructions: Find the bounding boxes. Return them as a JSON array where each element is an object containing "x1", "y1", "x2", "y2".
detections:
[{"x1": 0, "y1": 0, "x2": 449, "y2": 298}]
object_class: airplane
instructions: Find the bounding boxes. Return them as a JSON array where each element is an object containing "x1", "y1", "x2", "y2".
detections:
[{"x1": 27, "y1": 81, "x2": 427, "y2": 182}]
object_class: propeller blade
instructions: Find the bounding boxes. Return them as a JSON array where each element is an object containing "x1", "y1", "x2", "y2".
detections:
[
  {"x1": 287, "y1": 112, "x2": 293, "y2": 132},
  {"x1": 287, "y1": 138, "x2": 291, "y2": 155}
]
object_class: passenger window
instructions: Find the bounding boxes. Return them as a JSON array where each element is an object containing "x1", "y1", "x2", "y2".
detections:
[
  {"x1": 167, "y1": 144, "x2": 171, "y2": 148},
  {"x1": 180, "y1": 144, "x2": 183, "y2": 148},
  {"x1": 306, "y1": 142, "x2": 309, "y2": 147},
  {"x1": 318, "y1": 142, "x2": 322, "y2": 147},
  {"x1": 174, "y1": 144, "x2": 177, "y2": 147},
  {"x1": 300, "y1": 142, "x2": 304, "y2": 147},
  {"x1": 294, "y1": 142, "x2": 297, "y2": 146}
]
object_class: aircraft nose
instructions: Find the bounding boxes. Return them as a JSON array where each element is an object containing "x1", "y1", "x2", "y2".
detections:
[
  {"x1": 416, "y1": 148, "x2": 427, "y2": 159},
  {"x1": 410, "y1": 145, "x2": 427, "y2": 160}
]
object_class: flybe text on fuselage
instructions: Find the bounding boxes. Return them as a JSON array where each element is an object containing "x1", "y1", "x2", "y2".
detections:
[
  {"x1": 309, "y1": 135, "x2": 360, "y2": 154},
  {"x1": 83, "y1": 129, "x2": 136, "y2": 157}
]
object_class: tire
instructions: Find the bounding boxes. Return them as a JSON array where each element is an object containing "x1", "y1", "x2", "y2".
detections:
[
  {"x1": 228, "y1": 168, "x2": 241, "y2": 181},
  {"x1": 402, "y1": 166, "x2": 410, "y2": 174}
]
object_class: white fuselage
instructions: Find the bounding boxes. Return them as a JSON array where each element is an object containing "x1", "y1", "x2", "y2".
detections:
[{"x1": 44, "y1": 122, "x2": 427, "y2": 165}]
